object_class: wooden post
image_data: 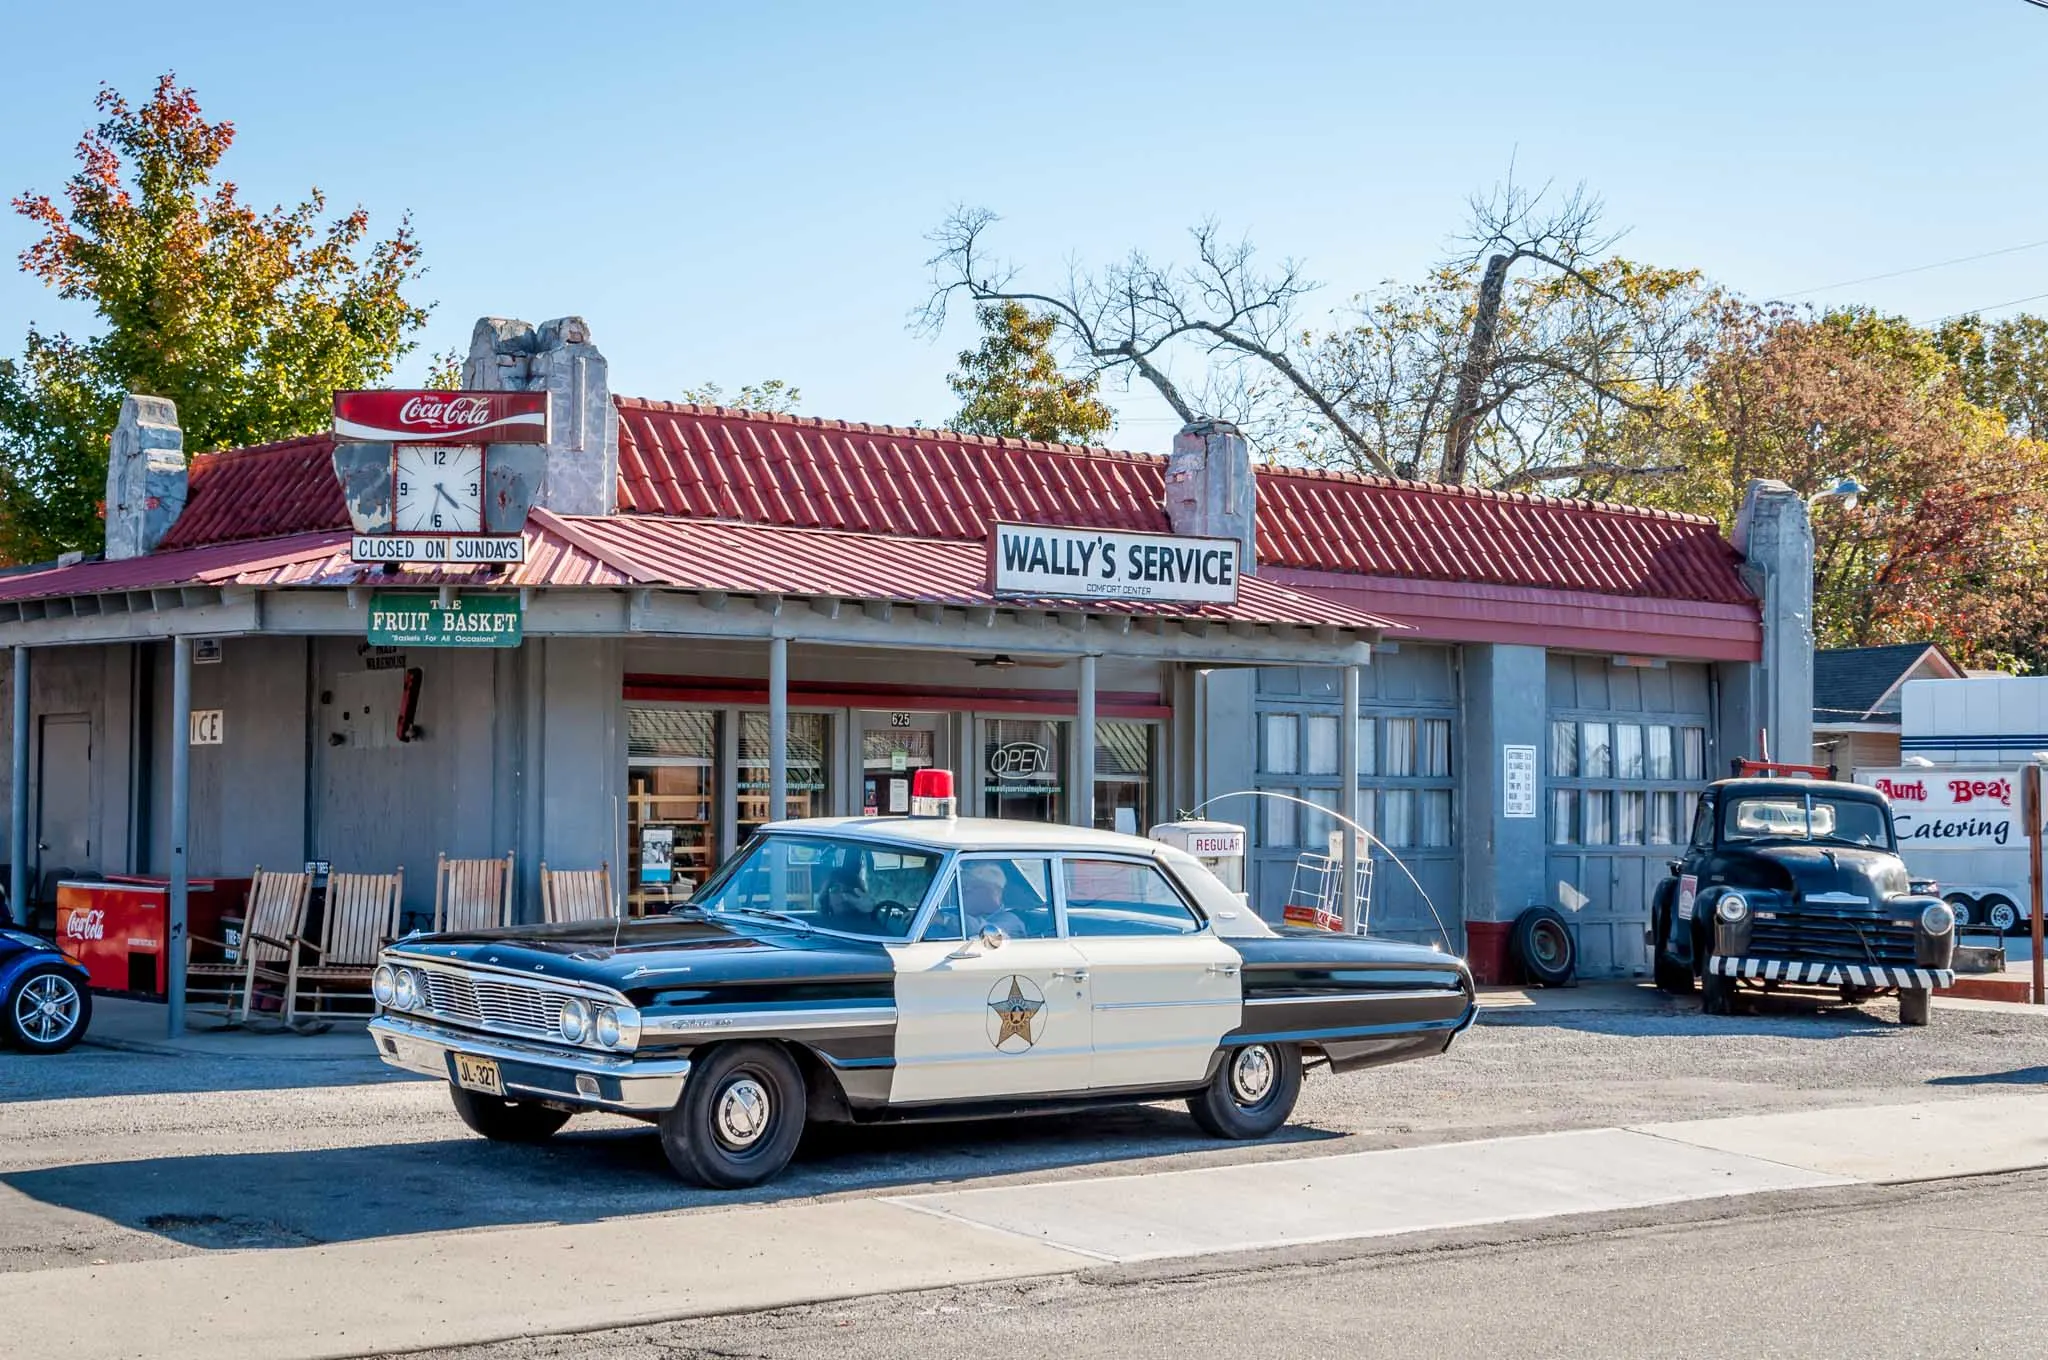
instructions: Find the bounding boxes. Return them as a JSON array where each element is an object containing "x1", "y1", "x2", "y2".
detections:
[{"x1": 2027, "y1": 764, "x2": 2045, "y2": 1007}]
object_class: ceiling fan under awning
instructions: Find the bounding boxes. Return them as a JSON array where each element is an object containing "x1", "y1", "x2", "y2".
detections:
[{"x1": 972, "y1": 653, "x2": 1069, "y2": 670}]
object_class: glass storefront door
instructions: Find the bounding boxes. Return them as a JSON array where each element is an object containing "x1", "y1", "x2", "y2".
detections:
[{"x1": 859, "y1": 711, "x2": 950, "y2": 817}]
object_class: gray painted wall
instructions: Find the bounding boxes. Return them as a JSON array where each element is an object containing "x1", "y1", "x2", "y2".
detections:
[
  {"x1": 1458, "y1": 644, "x2": 1549, "y2": 934},
  {"x1": 0, "y1": 645, "x2": 137, "y2": 902}
]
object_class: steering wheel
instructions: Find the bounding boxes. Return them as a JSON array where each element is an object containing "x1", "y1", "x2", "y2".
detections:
[{"x1": 871, "y1": 899, "x2": 916, "y2": 934}]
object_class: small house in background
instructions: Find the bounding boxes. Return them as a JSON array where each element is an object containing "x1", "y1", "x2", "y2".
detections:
[{"x1": 1812, "y1": 643, "x2": 1966, "y2": 771}]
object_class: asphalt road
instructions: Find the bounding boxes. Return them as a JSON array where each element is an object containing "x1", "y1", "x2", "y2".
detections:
[
  {"x1": 416, "y1": 1170, "x2": 2048, "y2": 1360},
  {"x1": 2, "y1": 989, "x2": 2044, "y2": 1276}
]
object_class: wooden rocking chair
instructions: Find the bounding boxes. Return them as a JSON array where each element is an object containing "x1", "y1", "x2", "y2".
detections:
[
  {"x1": 433, "y1": 852, "x2": 515, "y2": 933},
  {"x1": 183, "y1": 867, "x2": 313, "y2": 1028},
  {"x1": 540, "y1": 861, "x2": 616, "y2": 924},
  {"x1": 289, "y1": 868, "x2": 404, "y2": 1023}
]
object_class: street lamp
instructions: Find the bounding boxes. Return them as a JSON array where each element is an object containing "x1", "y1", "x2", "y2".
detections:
[{"x1": 1807, "y1": 476, "x2": 1866, "y2": 512}]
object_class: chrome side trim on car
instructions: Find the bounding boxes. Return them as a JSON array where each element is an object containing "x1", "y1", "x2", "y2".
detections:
[
  {"x1": 641, "y1": 1005, "x2": 897, "y2": 1036},
  {"x1": 1244, "y1": 987, "x2": 1469, "y2": 1006},
  {"x1": 369, "y1": 1014, "x2": 691, "y2": 1113}
]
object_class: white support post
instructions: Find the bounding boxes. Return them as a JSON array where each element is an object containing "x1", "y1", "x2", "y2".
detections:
[
  {"x1": 168, "y1": 635, "x2": 192, "y2": 1037},
  {"x1": 768, "y1": 636, "x2": 789, "y2": 822},
  {"x1": 1340, "y1": 664, "x2": 1361, "y2": 933},
  {"x1": 1074, "y1": 654, "x2": 1097, "y2": 828},
  {"x1": 9, "y1": 646, "x2": 27, "y2": 927}
]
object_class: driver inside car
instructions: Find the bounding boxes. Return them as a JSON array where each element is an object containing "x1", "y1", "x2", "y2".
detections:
[{"x1": 816, "y1": 862, "x2": 879, "y2": 930}]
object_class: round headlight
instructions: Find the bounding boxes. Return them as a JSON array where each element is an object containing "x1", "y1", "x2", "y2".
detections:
[
  {"x1": 1716, "y1": 894, "x2": 1750, "y2": 924},
  {"x1": 371, "y1": 964, "x2": 396, "y2": 1007},
  {"x1": 1921, "y1": 901, "x2": 1955, "y2": 935},
  {"x1": 594, "y1": 1006, "x2": 621, "y2": 1048},
  {"x1": 593, "y1": 1005, "x2": 641, "y2": 1050},
  {"x1": 393, "y1": 968, "x2": 421, "y2": 1010},
  {"x1": 558, "y1": 997, "x2": 592, "y2": 1044}
]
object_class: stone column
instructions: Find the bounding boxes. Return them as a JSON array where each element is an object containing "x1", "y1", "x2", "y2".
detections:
[
  {"x1": 1165, "y1": 420, "x2": 1257, "y2": 572},
  {"x1": 463, "y1": 316, "x2": 618, "y2": 517},
  {"x1": 1732, "y1": 479, "x2": 1815, "y2": 767},
  {"x1": 104, "y1": 395, "x2": 186, "y2": 560},
  {"x1": 1459, "y1": 643, "x2": 1550, "y2": 981}
]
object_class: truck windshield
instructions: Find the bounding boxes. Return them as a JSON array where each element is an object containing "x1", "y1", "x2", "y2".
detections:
[
  {"x1": 691, "y1": 833, "x2": 944, "y2": 939},
  {"x1": 1722, "y1": 794, "x2": 1890, "y2": 849}
]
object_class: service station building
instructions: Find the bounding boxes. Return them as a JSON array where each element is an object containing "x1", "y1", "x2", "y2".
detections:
[{"x1": 0, "y1": 316, "x2": 1815, "y2": 985}]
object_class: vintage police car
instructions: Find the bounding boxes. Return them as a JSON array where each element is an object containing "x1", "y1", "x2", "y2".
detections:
[
  {"x1": 368, "y1": 783, "x2": 1477, "y2": 1187},
  {"x1": 1648, "y1": 777, "x2": 1956, "y2": 1025}
]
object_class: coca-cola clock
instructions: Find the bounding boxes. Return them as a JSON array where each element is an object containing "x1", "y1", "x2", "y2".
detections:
[{"x1": 332, "y1": 390, "x2": 551, "y2": 564}]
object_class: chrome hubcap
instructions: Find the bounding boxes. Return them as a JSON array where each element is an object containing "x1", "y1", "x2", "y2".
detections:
[
  {"x1": 16, "y1": 974, "x2": 81, "y2": 1044},
  {"x1": 1230, "y1": 1045, "x2": 1275, "y2": 1105},
  {"x1": 714, "y1": 1077, "x2": 772, "y2": 1150}
]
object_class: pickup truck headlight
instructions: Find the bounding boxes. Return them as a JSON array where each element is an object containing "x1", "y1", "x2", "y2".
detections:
[
  {"x1": 371, "y1": 964, "x2": 396, "y2": 1007},
  {"x1": 558, "y1": 997, "x2": 593, "y2": 1044},
  {"x1": 1716, "y1": 893, "x2": 1750, "y2": 924},
  {"x1": 393, "y1": 967, "x2": 422, "y2": 1011},
  {"x1": 1921, "y1": 902, "x2": 1955, "y2": 935},
  {"x1": 593, "y1": 1005, "x2": 641, "y2": 1051}
]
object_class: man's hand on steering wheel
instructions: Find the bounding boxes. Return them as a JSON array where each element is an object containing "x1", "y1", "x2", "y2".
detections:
[{"x1": 871, "y1": 899, "x2": 915, "y2": 933}]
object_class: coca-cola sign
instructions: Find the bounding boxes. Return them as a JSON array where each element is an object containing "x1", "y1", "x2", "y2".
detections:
[
  {"x1": 333, "y1": 390, "x2": 550, "y2": 445},
  {"x1": 64, "y1": 908, "x2": 106, "y2": 942}
]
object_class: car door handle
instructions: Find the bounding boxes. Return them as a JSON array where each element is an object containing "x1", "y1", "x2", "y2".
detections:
[
  {"x1": 1051, "y1": 968, "x2": 1089, "y2": 982},
  {"x1": 1207, "y1": 963, "x2": 1241, "y2": 977}
]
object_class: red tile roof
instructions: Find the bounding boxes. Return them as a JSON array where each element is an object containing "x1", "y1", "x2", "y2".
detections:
[
  {"x1": 114, "y1": 397, "x2": 1750, "y2": 609},
  {"x1": 616, "y1": 400, "x2": 1751, "y2": 605}
]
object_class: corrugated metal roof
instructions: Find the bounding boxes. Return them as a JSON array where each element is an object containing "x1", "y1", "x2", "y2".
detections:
[{"x1": 157, "y1": 435, "x2": 346, "y2": 550}]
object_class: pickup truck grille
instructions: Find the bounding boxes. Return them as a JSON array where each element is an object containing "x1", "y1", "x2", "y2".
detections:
[
  {"x1": 1749, "y1": 908, "x2": 1917, "y2": 966},
  {"x1": 418, "y1": 970, "x2": 560, "y2": 1038}
]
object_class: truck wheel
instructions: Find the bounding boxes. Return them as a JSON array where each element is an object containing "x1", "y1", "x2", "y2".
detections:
[
  {"x1": 1653, "y1": 945, "x2": 1695, "y2": 995},
  {"x1": 1188, "y1": 1042, "x2": 1303, "y2": 1139},
  {"x1": 1983, "y1": 897, "x2": 2020, "y2": 935},
  {"x1": 1700, "y1": 963, "x2": 1737, "y2": 1016},
  {"x1": 448, "y1": 1083, "x2": 571, "y2": 1143},
  {"x1": 1898, "y1": 989, "x2": 1932, "y2": 1027},
  {"x1": 659, "y1": 1042, "x2": 807, "y2": 1188}
]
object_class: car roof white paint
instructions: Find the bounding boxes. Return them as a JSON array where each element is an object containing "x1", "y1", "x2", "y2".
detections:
[{"x1": 756, "y1": 815, "x2": 1172, "y2": 855}]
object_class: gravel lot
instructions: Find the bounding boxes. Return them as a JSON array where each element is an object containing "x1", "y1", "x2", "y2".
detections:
[{"x1": 2, "y1": 989, "x2": 2042, "y2": 1277}]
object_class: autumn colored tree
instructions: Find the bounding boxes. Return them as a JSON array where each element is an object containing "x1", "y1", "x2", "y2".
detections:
[
  {"x1": 0, "y1": 75, "x2": 430, "y2": 560},
  {"x1": 947, "y1": 301, "x2": 1114, "y2": 444},
  {"x1": 1933, "y1": 311, "x2": 2048, "y2": 440}
]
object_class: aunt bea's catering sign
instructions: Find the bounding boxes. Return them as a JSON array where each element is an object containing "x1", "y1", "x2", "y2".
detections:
[{"x1": 989, "y1": 522, "x2": 1241, "y2": 606}]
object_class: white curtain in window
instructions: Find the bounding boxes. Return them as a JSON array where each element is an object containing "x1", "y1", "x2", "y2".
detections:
[
  {"x1": 1381, "y1": 790, "x2": 1415, "y2": 847},
  {"x1": 1551, "y1": 789, "x2": 1578, "y2": 845},
  {"x1": 1357, "y1": 718, "x2": 1377, "y2": 776},
  {"x1": 1385, "y1": 718, "x2": 1417, "y2": 776},
  {"x1": 1421, "y1": 719, "x2": 1452, "y2": 777},
  {"x1": 1650, "y1": 791, "x2": 1679, "y2": 845},
  {"x1": 1616, "y1": 725, "x2": 1644, "y2": 780},
  {"x1": 1618, "y1": 791, "x2": 1646, "y2": 845},
  {"x1": 1420, "y1": 790, "x2": 1453, "y2": 848},
  {"x1": 1306, "y1": 716, "x2": 1339, "y2": 775},
  {"x1": 1681, "y1": 727, "x2": 1707, "y2": 782},
  {"x1": 1583, "y1": 790, "x2": 1613, "y2": 844},
  {"x1": 1550, "y1": 720, "x2": 1578, "y2": 777},
  {"x1": 1265, "y1": 714, "x2": 1300, "y2": 774},
  {"x1": 1265, "y1": 794, "x2": 1298, "y2": 847},
  {"x1": 1583, "y1": 723, "x2": 1613, "y2": 779},
  {"x1": 1646, "y1": 726, "x2": 1674, "y2": 780}
]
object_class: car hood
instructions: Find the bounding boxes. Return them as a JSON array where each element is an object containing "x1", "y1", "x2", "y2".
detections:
[
  {"x1": 387, "y1": 914, "x2": 894, "y2": 1002},
  {"x1": 1746, "y1": 844, "x2": 1911, "y2": 905}
]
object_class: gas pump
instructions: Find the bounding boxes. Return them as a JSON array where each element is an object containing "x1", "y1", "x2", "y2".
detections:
[{"x1": 1149, "y1": 819, "x2": 1249, "y2": 905}]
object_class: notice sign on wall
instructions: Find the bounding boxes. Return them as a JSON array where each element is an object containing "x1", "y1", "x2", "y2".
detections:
[
  {"x1": 1502, "y1": 744, "x2": 1537, "y2": 818},
  {"x1": 367, "y1": 592, "x2": 524, "y2": 648},
  {"x1": 989, "y1": 522, "x2": 1241, "y2": 605},
  {"x1": 189, "y1": 710, "x2": 224, "y2": 746}
]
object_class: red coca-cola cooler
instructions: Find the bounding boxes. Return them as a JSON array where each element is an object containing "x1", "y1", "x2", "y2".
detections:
[{"x1": 55, "y1": 876, "x2": 252, "y2": 996}]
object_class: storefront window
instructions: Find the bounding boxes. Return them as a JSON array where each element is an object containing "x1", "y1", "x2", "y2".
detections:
[
  {"x1": 983, "y1": 717, "x2": 1066, "y2": 822},
  {"x1": 738, "y1": 712, "x2": 832, "y2": 838},
  {"x1": 1093, "y1": 720, "x2": 1158, "y2": 836},
  {"x1": 861, "y1": 721, "x2": 937, "y2": 817},
  {"x1": 627, "y1": 707, "x2": 720, "y2": 914}
]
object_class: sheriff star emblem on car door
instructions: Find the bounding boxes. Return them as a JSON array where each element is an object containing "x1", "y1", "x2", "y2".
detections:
[{"x1": 985, "y1": 975, "x2": 1046, "y2": 1052}]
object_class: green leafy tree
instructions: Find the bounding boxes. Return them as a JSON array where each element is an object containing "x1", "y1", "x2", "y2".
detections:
[
  {"x1": 0, "y1": 74, "x2": 430, "y2": 561},
  {"x1": 1933, "y1": 312, "x2": 2048, "y2": 440},
  {"x1": 947, "y1": 301, "x2": 1114, "y2": 444},
  {"x1": 678, "y1": 379, "x2": 802, "y2": 413}
]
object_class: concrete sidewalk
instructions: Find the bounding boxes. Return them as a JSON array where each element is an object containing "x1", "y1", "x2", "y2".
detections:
[
  {"x1": 81, "y1": 995, "x2": 377, "y2": 1060},
  {"x1": 9, "y1": 1091, "x2": 2047, "y2": 1360}
]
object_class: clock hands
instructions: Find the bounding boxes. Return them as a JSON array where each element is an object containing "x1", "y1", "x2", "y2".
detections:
[{"x1": 434, "y1": 483, "x2": 465, "y2": 511}]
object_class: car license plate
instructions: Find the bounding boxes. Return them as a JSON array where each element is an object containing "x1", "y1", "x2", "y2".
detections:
[{"x1": 453, "y1": 1053, "x2": 503, "y2": 1096}]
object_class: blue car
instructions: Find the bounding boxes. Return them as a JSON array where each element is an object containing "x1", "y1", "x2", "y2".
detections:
[{"x1": 1, "y1": 927, "x2": 92, "y2": 1053}]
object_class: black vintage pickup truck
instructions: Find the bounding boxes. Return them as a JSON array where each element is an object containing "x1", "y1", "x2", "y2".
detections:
[{"x1": 1648, "y1": 778, "x2": 1956, "y2": 1026}]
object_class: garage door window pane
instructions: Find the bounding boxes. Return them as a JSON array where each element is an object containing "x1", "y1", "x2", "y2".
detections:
[
  {"x1": 1358, "y1": 719, "x2": 1377, "y2": 776},
  {"x1": 1419, "y1": 790, "x2": 1453, "y2": 847},
  {"x1": 1616, "y1": 725, "x2": 1644, "y2": 780},
  {"x1": 1681, "y1": 727, "x2": 1707, "y2": 782},
  {"x1": 1265, "y1": 795, "x2": 1298, "y2": 847},
  {"x1": 1650, "y1": 792, "x2": 1680, "y2": 845},
  {"x1": 1582, "y1": 723, "x2": 1613, "y2": 779},
  {"x1": 1306, "y1": 715, "x2": 1339, "y2": 775},
  {"x1": 1551, "y1": 721, "x2": 1578, "y2": 777},
  {"x1": 1302, "y1": 787, "x2": 1339, "y2": 847},
  {"x1": 1385, "y1": 718, "x2": 1416, "y2": 776},
  {"x1": 1265, "y1": 714, "x2": 1300, "y2": 774},
  {"x1": 1420, "y1": 719, "x2": 1451, "y2": 777},
  {"x1": 1646, "y1": 726, "x2": 1674, "y2": 780},
  {"x1": 1583, "y1": 790, "x2": 1612, "y2": 845},
  {"x1": 1617, "y1": 791, "x2": 1646, "y2": 845},
  {"x1": 1382, "y1": 790, "x2": 1415, "y2": 847},
  {"x1": 1551, "y1": 789, "x2": 1578, "y2": 844}
]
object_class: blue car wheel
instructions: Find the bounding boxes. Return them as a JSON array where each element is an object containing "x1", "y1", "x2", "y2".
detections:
[{"x1": 5, "y1": 964, "x2": 91, "y2": 1053}]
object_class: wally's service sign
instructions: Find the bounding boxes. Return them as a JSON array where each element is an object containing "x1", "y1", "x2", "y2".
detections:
[
  {"x1": 1856, "y1": 767, "x2": 2030, "y2": 848},
  {"x1": 989, "y1": 522, "x2": 1240, "y2": 605}
]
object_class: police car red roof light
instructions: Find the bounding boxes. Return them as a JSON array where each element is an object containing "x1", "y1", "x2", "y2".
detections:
[{"x1": 909, "y1": 769, "x2": 957, "y2": 818}]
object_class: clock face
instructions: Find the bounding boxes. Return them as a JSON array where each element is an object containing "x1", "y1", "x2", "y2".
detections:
[{"x1": 393, "y1": 445, "x2": 484, "y2": 533}]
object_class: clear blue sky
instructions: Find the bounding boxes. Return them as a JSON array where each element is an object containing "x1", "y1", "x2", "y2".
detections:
[{"x1": 3, "y1": 1, "x2": 2045, "y2": 453}]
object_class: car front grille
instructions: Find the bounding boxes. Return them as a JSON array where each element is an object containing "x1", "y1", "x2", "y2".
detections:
[
  {"x1": 418, "y1": 969, "x2": 562, "y2": 1039},
  {"x1": 1749, "y1": 907, "x2": 1917, "y2": 966}
]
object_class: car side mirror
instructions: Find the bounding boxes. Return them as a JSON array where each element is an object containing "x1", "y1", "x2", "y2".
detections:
[{"x1": 979, "y1": 924, "x2": 1008, "y2": 950}]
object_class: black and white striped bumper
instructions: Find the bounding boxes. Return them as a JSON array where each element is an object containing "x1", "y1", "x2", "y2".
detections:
[{"x1": 1708, "y1": 956, "x2": 1954, "y2": 990}]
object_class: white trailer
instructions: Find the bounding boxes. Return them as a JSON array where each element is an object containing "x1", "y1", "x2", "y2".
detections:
[{"x1": 1854, "y1": 763, "x2": 2038, "y2": 932}]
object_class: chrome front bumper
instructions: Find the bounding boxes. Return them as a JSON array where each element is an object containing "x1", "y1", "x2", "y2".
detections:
[
  {"x1": 1708, "y1": 956, "x2": 1955, "y2": 990},
  {"x1": 369, "y1": 1013, "x2": 692, "y2": 1114}
]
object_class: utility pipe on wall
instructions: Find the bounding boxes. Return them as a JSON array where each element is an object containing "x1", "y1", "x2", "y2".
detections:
[{"x1": 168, "y1": 635, "x2": 191, "y2": 1038}]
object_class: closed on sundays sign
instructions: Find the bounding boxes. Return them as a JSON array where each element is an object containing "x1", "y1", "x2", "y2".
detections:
[{"x1": 989, "y1": 522, "x2": 1241, "y2": 605}]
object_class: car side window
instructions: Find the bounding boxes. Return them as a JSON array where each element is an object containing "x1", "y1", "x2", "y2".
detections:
[
  {"x1": 946, "y1": 856, "x2": 1058, "y2": 940},
  {"x1": 1689, "y1": 796, "x2": 1716, "y2": 851},
  {"x1": 1062, "y1": 858, "x2": 1202, "y2": 937}
]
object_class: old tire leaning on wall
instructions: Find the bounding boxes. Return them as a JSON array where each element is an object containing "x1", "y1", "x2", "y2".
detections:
[{"x1": 1511, "y1": 906, "x2": 1576, "y2": 987}]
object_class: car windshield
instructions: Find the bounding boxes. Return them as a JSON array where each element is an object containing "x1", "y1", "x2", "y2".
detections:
[
  {"x1": 691, "y1": 833, "x2": 944, "y2": 940},
  {"x1": 1722, "y1": 793, "x2": 1890, "y2": 849}
]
